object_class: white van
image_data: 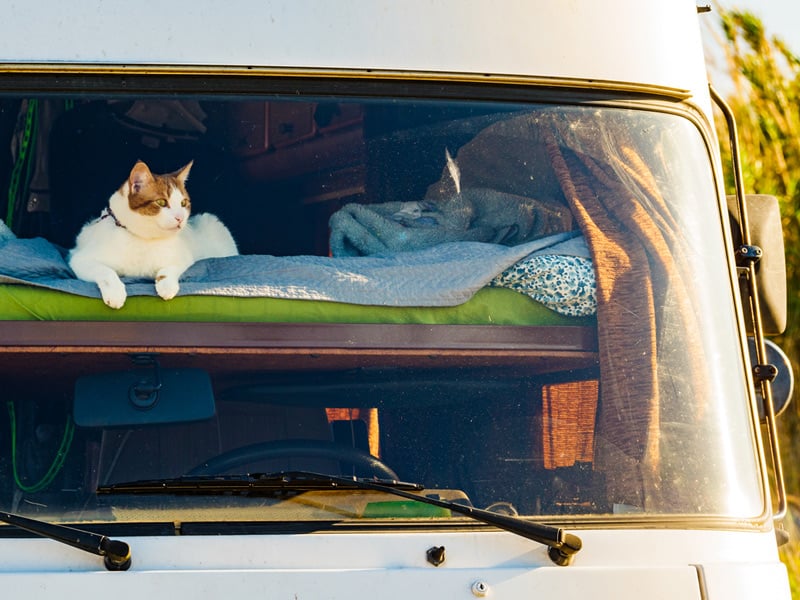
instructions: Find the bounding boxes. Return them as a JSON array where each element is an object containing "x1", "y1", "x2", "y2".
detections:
[{"x1": 0, "y1": 1, "x2": 793, "y2": 598}]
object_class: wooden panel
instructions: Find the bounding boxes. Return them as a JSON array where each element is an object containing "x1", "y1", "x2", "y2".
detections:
[
  {"x1": 0, "y1": 321, "x2": 598, "y2": 380},
  {"x1": 0, "y1": 321, "x2": 596, "y2": 351}
]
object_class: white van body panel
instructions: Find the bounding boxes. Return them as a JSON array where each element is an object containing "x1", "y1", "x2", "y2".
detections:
[
  {"x1": 0, "y1": 530, "x2": 788, "y2": 599},
  {"x1": 1, "y1": 1, "x2": 709, "y2": 103}
]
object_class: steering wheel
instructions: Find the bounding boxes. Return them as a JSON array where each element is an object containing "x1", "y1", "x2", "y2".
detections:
[{"x1": 187, "y1": 439, "x2": 399, "y2": 479}]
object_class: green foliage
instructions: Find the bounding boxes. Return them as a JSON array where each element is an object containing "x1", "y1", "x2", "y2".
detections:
[
  {"x1": 713, "y1": 8, "x2": 800, "y2": 590},
  {"x1": 714, "y1": 7, "x2": 800, "y2": 448}
]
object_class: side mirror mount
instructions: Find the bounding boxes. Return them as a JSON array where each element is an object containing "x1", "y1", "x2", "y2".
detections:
[{"x1": 728, "y1": 194, "x2": 787, "y2": 335}]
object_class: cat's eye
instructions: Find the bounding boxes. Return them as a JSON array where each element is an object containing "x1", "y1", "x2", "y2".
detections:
[
  {"x1": 154, "y1": 199, "x2": 167, "y2": 208},
  {"x1": 181, "y1": 199, "x2": 189, "y2": 207}
]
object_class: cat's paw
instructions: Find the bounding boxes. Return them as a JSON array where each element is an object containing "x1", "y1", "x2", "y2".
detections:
[
  {"x1": 98, "y1": 278, "x2": 127, "y2": 309},
  {"x1": 155, "y1": 274, "x2": 180, "y2": 301}
]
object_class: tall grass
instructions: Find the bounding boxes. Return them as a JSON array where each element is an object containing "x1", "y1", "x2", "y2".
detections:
[{"x1": 712, "y1": 8, "x2": 800, "y2": 594}]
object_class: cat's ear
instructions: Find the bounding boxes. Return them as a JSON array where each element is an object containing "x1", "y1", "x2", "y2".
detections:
[
  {"x1": 445, "y1": 149, "x2": 461, "y2": 195},
  {"x1": 129, "y1": 161, "x2": 154, "y2": 194},
  {"x1": 175, "y1": 160, "x2": 194, "y2": 185},
  {"x1": 428, "y1": 149, "x2": 461, "y2": 199}
]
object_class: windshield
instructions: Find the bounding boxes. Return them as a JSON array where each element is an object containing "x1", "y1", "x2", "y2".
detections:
[{"x1": 0, "y1": 80, "x2": 762, "y2": 529}]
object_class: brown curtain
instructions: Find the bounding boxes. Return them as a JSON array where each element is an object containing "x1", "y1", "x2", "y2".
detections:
[{"x1": 427, "y1": 109, "x2": 706, "y2": 507}]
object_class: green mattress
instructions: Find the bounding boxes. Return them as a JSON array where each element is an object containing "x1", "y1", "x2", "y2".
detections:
[{"x1": 0, "y1": 284, "x2": 592, "y2": 326}]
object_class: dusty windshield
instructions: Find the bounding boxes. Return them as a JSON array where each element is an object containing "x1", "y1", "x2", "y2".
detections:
[{"x1": 0, "y1": 84, "x2": 762, "y2": 529}]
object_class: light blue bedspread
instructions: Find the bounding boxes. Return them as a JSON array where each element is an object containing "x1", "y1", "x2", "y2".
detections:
[{"x1": 0, "y1": 221, "x2": 581, "y2": 307}]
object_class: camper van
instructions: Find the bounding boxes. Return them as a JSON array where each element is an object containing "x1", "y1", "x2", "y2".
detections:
[{"x1": 0, "y1": 1, "x2": 793, "y2": 597}]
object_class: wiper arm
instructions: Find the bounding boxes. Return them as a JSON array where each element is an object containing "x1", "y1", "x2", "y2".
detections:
[
  {"x1": 0, "y1": 510, "x2": 131, "y2": 571},
  {"x1": 99, "y1": 471, "x2": 581, "y2": 566},
  {"x1": 324, "y1": 475, "x2": 582, "y2": 566}
]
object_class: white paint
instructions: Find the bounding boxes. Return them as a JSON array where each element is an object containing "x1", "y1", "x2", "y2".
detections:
[
  {"x1": 0, "y1": 529, "x2": 789, "y2": 598},
  {"x1": 0, "y1": 1, "x2": 710, "y2": 104}
]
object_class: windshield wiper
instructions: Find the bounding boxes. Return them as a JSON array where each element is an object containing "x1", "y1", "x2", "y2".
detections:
[
  {"x1": 0, "y1": 510, "x2": 131, "y2": 571},
  {"x1": 326, "y1": 474, "x2": 582, "y2": 566},
  {"x1": 98, "y1": 471, "x2": 424, "y2": 495},
  {"x1": 99, "y1": 471, "x2": 581, "y2": 565}
]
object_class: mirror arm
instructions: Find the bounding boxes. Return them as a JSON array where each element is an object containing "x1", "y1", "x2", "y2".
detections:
[{"x1": 710, "y1": 84, "x2": 787, "y2": 521}]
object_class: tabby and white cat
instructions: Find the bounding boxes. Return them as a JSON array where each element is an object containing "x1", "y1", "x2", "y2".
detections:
[{"x1": 68, "y1": 160, "x2": 238, "y2": 309}]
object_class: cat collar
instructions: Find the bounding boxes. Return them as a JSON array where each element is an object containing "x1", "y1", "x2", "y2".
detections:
[{"x1": 99, "y1": 207, "x2": 126, "y2": 229}]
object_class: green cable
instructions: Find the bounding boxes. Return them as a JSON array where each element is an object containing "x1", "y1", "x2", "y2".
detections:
[
  {"x1": 7, "y1": 401, "x2": 74, "y2": 494},
  {"x1": 5, "y1": 99, "x2": 38, "y2": 228}
]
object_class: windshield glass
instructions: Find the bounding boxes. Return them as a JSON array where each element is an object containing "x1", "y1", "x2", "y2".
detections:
[{"x1": 0, "y1": 81, "x2": 762, "y2": 528}]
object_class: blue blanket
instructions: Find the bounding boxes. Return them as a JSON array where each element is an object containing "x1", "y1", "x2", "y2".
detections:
[{"x1": 0, "y1": 221, "x2": 580, "y2": 307}]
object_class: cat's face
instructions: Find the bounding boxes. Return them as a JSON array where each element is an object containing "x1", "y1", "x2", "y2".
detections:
[{"x1": 122, "y1": 161, "x2": 193, "y2": 235}]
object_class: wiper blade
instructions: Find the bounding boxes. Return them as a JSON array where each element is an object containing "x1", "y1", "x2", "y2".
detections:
[
  {"x1": 0, "y1": 510, "x2": 131, "y2": 571},
  {"x1": 98, "y1": 471, "x2": 581, "y2": 565},
  {"x1": 97, "y1": 471, "x2": 424, "y2": 496}
]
